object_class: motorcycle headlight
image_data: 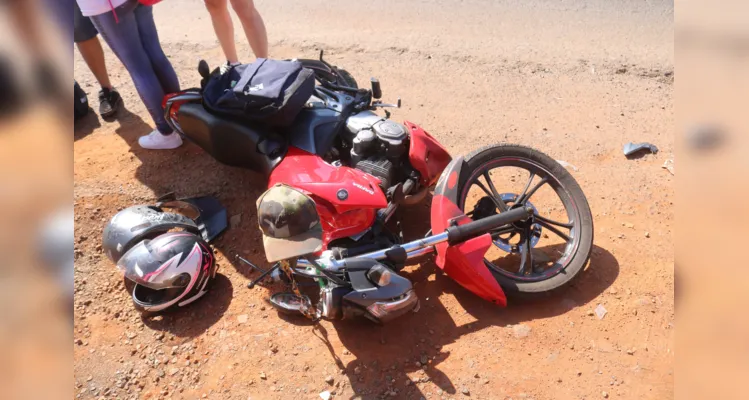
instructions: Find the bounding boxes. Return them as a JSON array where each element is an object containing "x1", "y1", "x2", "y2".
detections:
[{"x1": 366, "y1": 264, "x2": 392, "y2": 286}]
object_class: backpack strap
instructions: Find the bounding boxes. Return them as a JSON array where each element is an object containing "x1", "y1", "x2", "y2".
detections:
[{"x1": 232, "y1": 58, "x2": 267, "y2": 94}]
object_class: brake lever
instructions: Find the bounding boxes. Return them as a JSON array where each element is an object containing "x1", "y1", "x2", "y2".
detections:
[{"x1": 372, "y1": 98, "x2": 402, "y2": 109}]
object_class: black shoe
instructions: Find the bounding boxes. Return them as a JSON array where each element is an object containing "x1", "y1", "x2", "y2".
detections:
[{"x1": 98, "y1": 87, "x2": 122, "y2": 118}]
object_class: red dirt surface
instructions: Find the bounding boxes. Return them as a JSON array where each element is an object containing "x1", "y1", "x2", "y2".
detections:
[{"x1": 74, "y1": 1, "x2": 674, "y2": 399}]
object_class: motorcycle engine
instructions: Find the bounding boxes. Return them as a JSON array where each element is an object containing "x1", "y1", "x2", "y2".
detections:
[{"x1": 349, "y1": 117, "x2": 410, "y2": 193}]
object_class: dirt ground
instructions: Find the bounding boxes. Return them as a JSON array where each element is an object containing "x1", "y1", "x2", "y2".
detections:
[{"x1": 73, "y1": 1, "x2": 674, "y2": 399}]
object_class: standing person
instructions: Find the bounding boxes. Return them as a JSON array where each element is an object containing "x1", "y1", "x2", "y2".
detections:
[
  {"x1": 76, "y1": 0, "x2": 183, "y2": 150},
  {"x1": 74, "y1": 2, "x2": 122, "y2": 118},
  {"x1": 203, "y1": 0, "x2": 268, "y2": 71}
]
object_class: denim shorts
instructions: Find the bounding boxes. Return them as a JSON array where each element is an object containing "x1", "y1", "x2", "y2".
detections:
[{"x1": 74, "y1": 2, "x2": 98, "y2": 43}]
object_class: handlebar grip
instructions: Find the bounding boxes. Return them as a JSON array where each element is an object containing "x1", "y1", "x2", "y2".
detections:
[
  {"x1": 446, "y1": 207, "x2": 533, "y2": 245},
  {"x1": 371, "y1": 78, "x2": 382, "y2": 99}
]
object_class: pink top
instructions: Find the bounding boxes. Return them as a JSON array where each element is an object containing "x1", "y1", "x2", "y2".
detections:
[{"x1": 76, "y1": 0, "x2": 128, "y2": 17}]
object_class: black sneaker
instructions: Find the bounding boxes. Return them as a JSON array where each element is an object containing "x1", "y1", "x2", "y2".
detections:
[{"x1": 98, "y1": 87, "x2": 122, "y2": 118}]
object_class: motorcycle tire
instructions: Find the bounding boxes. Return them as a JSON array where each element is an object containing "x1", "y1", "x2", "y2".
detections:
[{"x1": 457, "y1": 144, "x2": 594, "y2": 298}]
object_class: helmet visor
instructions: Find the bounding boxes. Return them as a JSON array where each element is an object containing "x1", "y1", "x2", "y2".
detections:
[{"x1": 116, "y1": 238, "x2": 197, "y2": 290}]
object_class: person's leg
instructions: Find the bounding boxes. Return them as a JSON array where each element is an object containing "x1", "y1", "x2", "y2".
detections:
[
  {"x1": 75, "y1": 38, "x2": 110, "y2": 89},
  {"x1": 90, "y1": 4, "x2": 181, "y2": 149},
  {"x1": 229, "y1": 0, "x2": 268, "y2": 59},
  {"x1": 132, "y1": 4, "x2": 180, "y2": 95},
  {"x1": 204, "y1": 0, "x2": 239, "y2": 63}
]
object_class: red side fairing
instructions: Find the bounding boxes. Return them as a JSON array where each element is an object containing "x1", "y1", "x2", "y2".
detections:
[
  {"x1": 269, "y1": 147, "x2": 388, "y2": 248},
  {"x1": 406, "y1": 122, "x2": 452, "y2": 187},
  {"x1": 430, "y1": 157, "x2": 506, "y2": 306}
]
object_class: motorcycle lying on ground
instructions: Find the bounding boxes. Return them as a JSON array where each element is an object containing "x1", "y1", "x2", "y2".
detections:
[{"x1": 161, "y1": 52, "x2": 594, "y2": 323}]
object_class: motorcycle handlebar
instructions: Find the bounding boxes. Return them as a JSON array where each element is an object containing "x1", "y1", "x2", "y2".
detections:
[{"x1": 446, "y1": 206, "x2": 533, "y2": 245}]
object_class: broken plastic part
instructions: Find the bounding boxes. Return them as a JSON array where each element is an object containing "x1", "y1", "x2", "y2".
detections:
[{"x1": 623, "y1": 142, "x2": 659, "y2": 157}]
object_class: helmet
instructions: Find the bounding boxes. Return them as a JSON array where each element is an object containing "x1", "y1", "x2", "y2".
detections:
[
  {"x1": 102, "y1": 205, "x2": 199, "y2": 263},
  {"x1": 117, "y1": 231, "x2": 216, "y2": 313}
]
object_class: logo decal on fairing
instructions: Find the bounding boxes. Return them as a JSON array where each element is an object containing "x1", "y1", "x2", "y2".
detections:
[{"x1": 352, "y1": 182, "x2": 375, "y2": 195}]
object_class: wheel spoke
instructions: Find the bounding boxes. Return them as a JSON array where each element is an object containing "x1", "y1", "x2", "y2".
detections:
[
  {"x1": 534, "y1": 214, "x2": 573, "y2": 229},
  {"x1": 482, "y1": 171, "x2": 508, "y2": 212},
  {"x1": 518, "y1": 176, "x2": 549, "y2": 204},
  {"x1": 474, "y1": 180, "x2": 508, "y2": 213},
  {"x1": 537, "y1": 219, "x2": 571, "y2": 242},
  {"x1": 517, "y1": 172, "x2": 535, "y2": 204},
  {"x1": 517, "y1": 228, "x2": 534, "y2": 275}
]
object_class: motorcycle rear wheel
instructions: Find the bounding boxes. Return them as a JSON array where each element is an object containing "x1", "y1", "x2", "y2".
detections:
[{"x1": 456, "y1": 144, "x2": 594, "y2": 298}]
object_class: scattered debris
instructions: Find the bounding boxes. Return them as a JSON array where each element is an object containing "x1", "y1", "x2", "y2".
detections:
[
  {"x1": 623, "y1": 142, "x2": 659, "y2": 158},
  {"x1": 230, "y1": 213, "x2": 242, "y2": 229},
  {"x1": 662, "y1": 158, "x2": 674, "y2": 175},
  {"x1": 595, "y1": 304, "x2": 608, "y2": 320},
  {"x1": 556, "y1": 160, "x2": 579, "y2": 172},
  {"x1": 512, "y1": 324, "x2": 532, "y2": 338}
]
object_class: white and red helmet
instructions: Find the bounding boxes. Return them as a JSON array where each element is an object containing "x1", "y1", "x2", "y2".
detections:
[{"x1": 116, "y1": 232, "x2": 216, "y2": 313}]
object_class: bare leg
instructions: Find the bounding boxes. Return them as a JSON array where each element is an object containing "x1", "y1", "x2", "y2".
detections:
[
  {"x1": 75, "y1": 37, "x2": 112, "y2": 89},
  {"x1": 204, "y1": 0, "x2": 239, "y2": 63},
  {"x1": 229, "y1": 0, "x2": 268, "y2": 59}
]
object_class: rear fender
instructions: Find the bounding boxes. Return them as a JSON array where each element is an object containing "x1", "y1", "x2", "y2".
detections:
[{"x1": 430, "y1": 157, "x2": 507, "y2": 306}]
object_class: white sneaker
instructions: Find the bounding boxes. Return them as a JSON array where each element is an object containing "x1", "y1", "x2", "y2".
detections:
[
  {"x1": 138, "y1": 129, "x2": 183, "y2": 150},
  {"x1": 220, "y1": 61, "x2": 241, "y2": 75}
]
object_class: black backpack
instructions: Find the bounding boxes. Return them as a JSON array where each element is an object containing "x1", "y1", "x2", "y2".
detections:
[{"x1": 201, "y1": 58, "x2": 315, "y2": 127}]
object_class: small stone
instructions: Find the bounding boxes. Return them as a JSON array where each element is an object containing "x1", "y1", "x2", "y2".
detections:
[
  {"x1": 319, "y1": 390, "x2": 332, "y2": 400},
  {"x1": 577, "y1": 371, "x2": 582, "y2": 376},
  {"x1": 405, "y1": 379, "x2": 412, "y2": 386},
  {"x1": 325, "y1": 376, "x2": 334, "y2": 385},
  {"x1": 236, "y1": 314, "x2": 249, "y2": 325},
  {"x1": 420, "y1": 355, "x2": 428, "y2": 364},
  {"x1": 230, "y1": 214, "x2": 242, "y2": 228},
  {"x1": 259, "y1": 372, "x2": 267, "y2": 380},
  {"x1": 557, "y1": 378, "x2": 563, "y2": 383},
  {"x1": 87, "y1": 376, "x2": 93, "y2": 381},
  {"x1": 623, "y1": 222, "x2": 634, "y2": 229},
  {"x1": 602, "y1": 391, "x2": 609, "y2": 398},
  {"x1": 75, "y1": 338, "x2": 83, "y2": 345},
  {"x1": 155, "y1": 332, "x2": 165, "y2": 341},
  {"x1": 627, "y1": 348, "x2": 636, "y2": 355},
  {"x1": 594, "y1": 304, "x2": 608, "y2": 320},
  {"x1": 343, "y1": 350, "x2": 350, "y2": 355},
  {"x1": 645, "y1": 231, "x2": 650, "y2": 238},
  {"x1": 169, "y1": 368, "x2": 179, "y2": 376},
  {"x1": 483, "y1": 378, "x2": 490, "y2": 384},
  {"x1": 125, "y1": 332, "x2": 137, "y2": 339},
  {"x1": 461, "y1": 387, "x2": 470, "y2": 396},
  {"x1": 512, "y1": 324, "x2": 532, "y2": 338},
  {"x1": 568, "y1": 343, "x2": 575, "y2": 350}
]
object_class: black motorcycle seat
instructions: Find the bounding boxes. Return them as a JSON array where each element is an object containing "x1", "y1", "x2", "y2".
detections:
[{"x1": 178, "y1": 102, "x2": 286, "y2": 176}]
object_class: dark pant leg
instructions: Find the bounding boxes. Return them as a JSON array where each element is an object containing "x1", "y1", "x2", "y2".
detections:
[
  {"x1": 133, "y1": 4, "x2": 180, "y2": 94},
  {"x1": 90, "y1": 4, "x2": 173, "y2": 134}
]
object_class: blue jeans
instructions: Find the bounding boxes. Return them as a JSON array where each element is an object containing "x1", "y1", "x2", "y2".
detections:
[{"x1": 90, "y1": 1, "x2": 180, "y2": 134}]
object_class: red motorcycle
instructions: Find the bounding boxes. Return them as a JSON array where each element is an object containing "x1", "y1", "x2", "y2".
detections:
[{"x1": 162, "y1": 53, "x2": 593, "y2": 323}]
